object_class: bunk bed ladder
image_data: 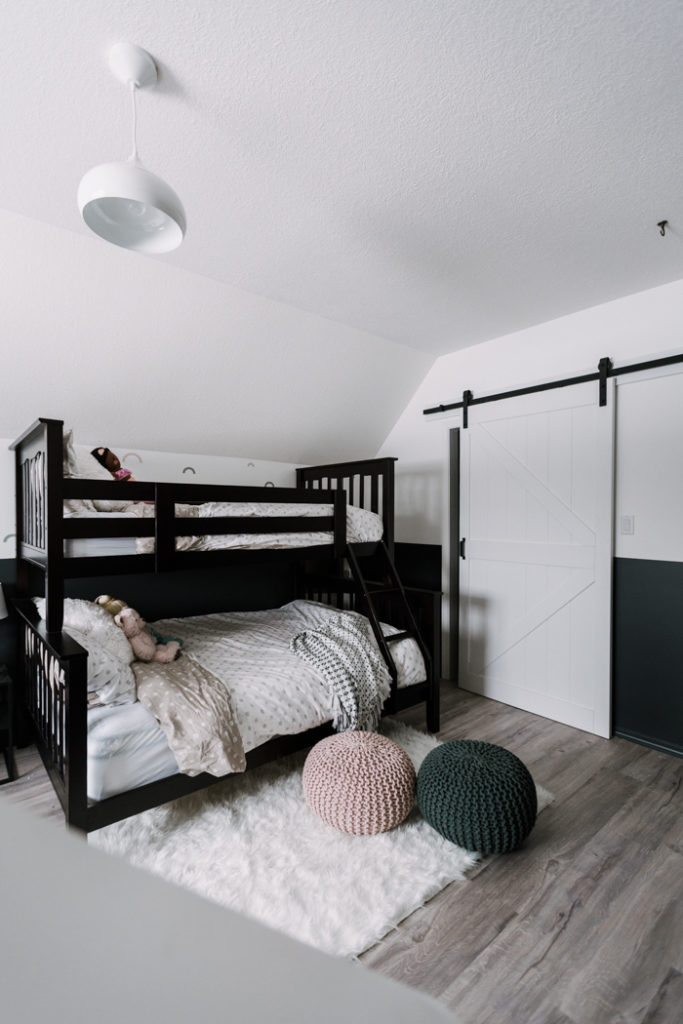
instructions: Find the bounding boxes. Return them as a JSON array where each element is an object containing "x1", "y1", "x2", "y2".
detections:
[{"x1": 345, "y1": 541, "x2": 437, "y2": 729}]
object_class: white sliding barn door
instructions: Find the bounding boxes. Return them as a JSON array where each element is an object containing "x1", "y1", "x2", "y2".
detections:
[{"x1": 459, "y1": 382, "x2": 614, "y2": 737}]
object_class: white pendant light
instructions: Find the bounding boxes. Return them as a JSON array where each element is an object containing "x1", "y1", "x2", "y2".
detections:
[{"x1": 78, "y1": 43, "x2": 186, "y2": 253}]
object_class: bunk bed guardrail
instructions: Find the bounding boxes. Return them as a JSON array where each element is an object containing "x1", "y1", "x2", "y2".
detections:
[{"x1": 296, "y1": 457, "x2": 396, "y2": 556}]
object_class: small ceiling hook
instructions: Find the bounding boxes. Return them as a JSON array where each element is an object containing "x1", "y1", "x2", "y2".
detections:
[{"x1": 658, "y1": 220, "x2": 668, "y2": 237}]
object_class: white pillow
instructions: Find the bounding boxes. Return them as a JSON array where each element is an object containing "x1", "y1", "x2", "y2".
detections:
[
  {"x1": 33, "y1": 597, "x2": 133, "y2": 662},
  {"x1": 32, "y1": 597, "x2": 137, "y2": 706},
  {"x1": 67, "y1": 627, "x2": 137, "y2": 706},
  {"x1": 62, "y1": 429, "x2": 113, "y2": 481}
]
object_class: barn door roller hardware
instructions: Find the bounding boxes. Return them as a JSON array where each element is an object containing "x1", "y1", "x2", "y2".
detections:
[
  {"x1": 462, "y1": 390, "x2": 473, "y2": 429},
  {"x1": 423, "y1": 352, "x2": 683, "y2": 418},
  {"x1": 598, "y1": 357, "x2": 612, "y2": 407}
]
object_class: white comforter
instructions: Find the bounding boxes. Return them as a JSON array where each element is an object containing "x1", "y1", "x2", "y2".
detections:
[
  {"x1": 148, "y1": 599, "x2": 425, "y2": 752},
  {"x1": 64, "y1": 498, "x2": 383, "y2": 550}
]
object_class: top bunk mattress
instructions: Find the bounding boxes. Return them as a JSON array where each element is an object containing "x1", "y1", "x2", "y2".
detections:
[{"x1": 64, "y1": 499, "x2": 383, "y2": 555}]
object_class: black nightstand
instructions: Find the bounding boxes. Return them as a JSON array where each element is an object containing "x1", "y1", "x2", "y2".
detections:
[{"x1": 0, "y1": 665, "x2": 18, "y2": 784}]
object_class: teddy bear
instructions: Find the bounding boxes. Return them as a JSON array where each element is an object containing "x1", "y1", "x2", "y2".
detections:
[{"x1": 114, "y1": 607, "x2": 181, "y2": 663}]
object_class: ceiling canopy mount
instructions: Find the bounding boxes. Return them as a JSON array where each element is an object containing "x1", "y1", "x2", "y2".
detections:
[{"x1": 108, "y1": 42, "x2": 157, "y2": 90}]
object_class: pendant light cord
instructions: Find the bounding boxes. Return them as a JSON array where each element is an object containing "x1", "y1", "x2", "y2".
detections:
[{"x1": 129, "y1": 80, "x2": 140, "y2": 163}]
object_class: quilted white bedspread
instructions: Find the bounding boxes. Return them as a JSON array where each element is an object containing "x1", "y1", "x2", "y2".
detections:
[{"x1": 148, "y1": 599, "x2": 425, "y2": 753}]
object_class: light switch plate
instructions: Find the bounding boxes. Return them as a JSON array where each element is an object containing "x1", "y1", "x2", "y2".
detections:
[{"x1": 620, "y1": 514, "x2": 635, "y2": 535}]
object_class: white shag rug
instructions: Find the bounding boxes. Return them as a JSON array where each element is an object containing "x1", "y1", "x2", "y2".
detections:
[{"x1": 90, "y1": 720, "x2": 553, "y2": 958}]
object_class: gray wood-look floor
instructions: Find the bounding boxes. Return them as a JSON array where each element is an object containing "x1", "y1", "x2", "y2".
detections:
[{"x1": 2, "y1": 684, "x2": 682, "y2": 1024}]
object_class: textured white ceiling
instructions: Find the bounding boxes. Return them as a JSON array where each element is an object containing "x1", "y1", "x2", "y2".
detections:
[{"x1": 3, "y1": 0, "x2": 683, "y2": 355}]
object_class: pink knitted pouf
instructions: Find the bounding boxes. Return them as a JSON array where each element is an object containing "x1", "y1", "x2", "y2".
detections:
[{"x1": 302, "y1": 731, "x2": 416, "y2": 835}]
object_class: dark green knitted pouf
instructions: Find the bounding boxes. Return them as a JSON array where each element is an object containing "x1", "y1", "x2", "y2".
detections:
[{"x1": 417, "y1": 740, "x2": 537, "y2": 853}]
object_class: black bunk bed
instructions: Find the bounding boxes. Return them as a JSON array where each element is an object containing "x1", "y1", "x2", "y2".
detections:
[{"x1": 10, "y1": 418, "x2": 440, "y2": 833}]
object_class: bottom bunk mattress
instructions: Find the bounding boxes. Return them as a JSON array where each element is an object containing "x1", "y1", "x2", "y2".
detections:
[{"x1": 86, "y1": 599, "x2": 426, "y2": 802}]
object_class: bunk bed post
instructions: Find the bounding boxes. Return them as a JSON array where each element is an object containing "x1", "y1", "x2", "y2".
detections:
[
  {"x1": 13, "y1": 434, "x2": 29, "y2": 599},
  {"x1": 64, "y1": 651, "x2": 89, "y2": 831},
  {"x1": 154, "y1": 484, "x2": 175, "y2": 571},
  {"x1": 381, "y1": 459, "x2": 396, "y2": 559},
  {"x1": 333, "y1": 488, "x2": 346, "y2": 560},
  {"x1": 10, "y1": 418, "x2": 66, "y2": 631},
  {"x1": 44, "y1": 420, "x2": 66, "y2": 633}
]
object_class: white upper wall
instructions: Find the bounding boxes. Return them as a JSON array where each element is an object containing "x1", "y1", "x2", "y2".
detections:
[
  {"x1": 0, "y1": 209, "x2": 431, "y2": 464},
  {"x1": 381, "y1": 275, "x2": 683, "y2": 545},
  {"x1": 614, "y1": 364, "x2": 683, "y2": 563}
]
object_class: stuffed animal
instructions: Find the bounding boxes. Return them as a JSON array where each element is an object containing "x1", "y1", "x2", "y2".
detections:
[
  {"x1": 114, "y1": 607, "x2": 181, "y2": 663},
  {"x1": 96, "y1": 594, "x2": 128, "y2": 617},
  {"x1": 99, "y1": 595, "x2": 183, "y2": 648},
  {"x1": 147, "y1": 625, "x2": 184, "y2": 648},
  {"x1": 91, "y1": 447, "x2": 136, "y2": 481}
]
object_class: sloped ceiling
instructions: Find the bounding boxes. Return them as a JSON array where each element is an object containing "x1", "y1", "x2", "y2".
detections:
[
  {"x1": 2, "y1": 2, "x2": 683, "y2": 459},
  {"x1": 0, "y1": 209, "x2": 429, "y2": 462}
]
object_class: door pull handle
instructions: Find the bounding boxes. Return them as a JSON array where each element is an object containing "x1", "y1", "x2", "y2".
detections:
[{"x1": 460, "y1": 537, "x2": 466, "y2": 560}]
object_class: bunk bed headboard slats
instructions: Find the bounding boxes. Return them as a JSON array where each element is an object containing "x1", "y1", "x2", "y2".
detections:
[
  {"x1": 12, "y1": 419, "x2": 66, "y2": 631},
  {"x1": 296, "y1": 458, "x2": 397, "y2": 555}
]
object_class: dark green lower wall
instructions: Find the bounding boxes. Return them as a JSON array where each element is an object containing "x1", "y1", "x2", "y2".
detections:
[
  {"x1": 613, "y1": 557, "x2": 683, "y2": 756},
  {"x1": 0, "y1": 560, "x2": 18, "y2": 676},
  {"x1": 394, "y1": 543, "x2": 442, "y2": 592}
]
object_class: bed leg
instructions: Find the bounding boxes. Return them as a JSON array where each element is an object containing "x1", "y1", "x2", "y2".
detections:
[
  {"x1": 66, "y1": 806, "x2": 89, "y2": 835},
  {"x1": 426, "y1": 683, "x2": 440, "y2": 734}
]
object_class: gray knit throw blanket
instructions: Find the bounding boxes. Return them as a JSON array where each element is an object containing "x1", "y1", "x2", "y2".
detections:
[{"x1": 290, "y1": 613, "x2": 391, "y2": 732}]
